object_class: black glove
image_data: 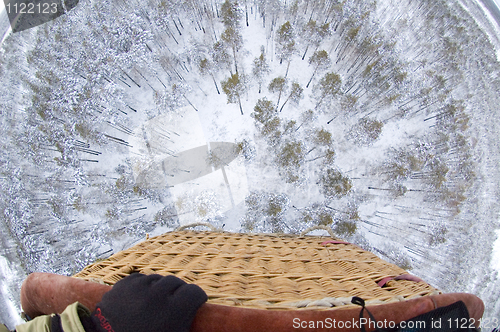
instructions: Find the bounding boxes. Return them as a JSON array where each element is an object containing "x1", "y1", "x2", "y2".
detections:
[{"x1": 90, "y1": 274, "x2": 207, "y2": 332}]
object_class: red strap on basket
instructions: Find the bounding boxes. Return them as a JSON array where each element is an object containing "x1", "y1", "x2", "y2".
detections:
[
  {"x1": 378, "y1": 274, "x2": 425, "y2": 287},
  {"x1": 321, "y1": 240, "x2": 353, "y2": 245}
]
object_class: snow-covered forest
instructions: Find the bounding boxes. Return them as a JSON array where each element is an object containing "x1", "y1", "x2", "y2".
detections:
[{"x1": 1, "y1": 0, "x2": 500, "y2": 324}]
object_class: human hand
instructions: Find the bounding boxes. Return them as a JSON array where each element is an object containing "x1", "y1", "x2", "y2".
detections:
[{"x1": 91, "y1": 274, "x2": 207, "y2": 332}]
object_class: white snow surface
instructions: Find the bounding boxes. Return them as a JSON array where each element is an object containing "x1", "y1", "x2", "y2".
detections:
[
  {"x1": 0, "y1": 256, "x2": 24, "y2": 329},
  {"x1": 492, "y1": 229, "x2": 500, "y2": 270},
  {"x1": 1, "y1": 0, "x2": 500, "y2": 327}
]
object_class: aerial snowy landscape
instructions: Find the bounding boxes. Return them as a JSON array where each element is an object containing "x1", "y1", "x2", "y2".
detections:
[{"x1": 1, "y1": 0, "x2": 500, "y2": 327}]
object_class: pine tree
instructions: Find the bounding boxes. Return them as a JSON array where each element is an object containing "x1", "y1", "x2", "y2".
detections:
[
  {"x1": 340, "y1": 94, "x2": 358, "y2": 113},
  {"x1": 221, "y1": 27, "x2": 243, "y2": 73},
  {"x1": 314, "y1": 72, "x2": 342, "y2": 109},
  {"x1": 268, "y1": 76, "x2": 287, "y2": 111},
  {"x1": 252, "y1": 48, "x2": 270, "y2": 93},
  {"x1": 314, "y1": 129, "x2": 332, "y2": 146},
  {"x1": 252, "y1": 98, "x2": 275, "y2": 124},
  {"x1": 348, "y1": 118, "x2": 383, "y2": 146},
  {"x1": 212, "y1": 41, "x2": 233, "y2": 74},
  {"x1": 279, "y1": 82, "x2": 303, "y2": 112},
  {"x1": 277, "y1": 140, "x2": 304, "y2": 168},
  {"x1": 199, "y1": 58, "x2": 220, "y2": 94},
  {"x1": 320, "y1": 169, "x2": 352, "y2": 198},
  {"x1": 276, "y1": 21, "x2": 296, "y2": 69},
  {"x1": 301, "y1": 20, "x2": 318, "y2": 60},
  {"x1": 301, "y1": 21, "x2": 331, "y2": 60},
  {"x1": 220, "y1": 0, "x2": 241, "y2": 29},
  {"x1": 306, "y1": 50, "x2": 331, "y2": 88},
  {"x1": 222, "y1": 73, "x2": 247, "y2": 115}
]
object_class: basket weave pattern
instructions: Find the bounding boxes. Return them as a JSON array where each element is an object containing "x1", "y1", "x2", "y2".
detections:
[{"x1": 74, "y1": 231, "x2": 439, "y2": 309}]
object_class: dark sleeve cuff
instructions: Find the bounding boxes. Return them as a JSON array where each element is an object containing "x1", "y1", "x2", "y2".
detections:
[
  {"x1": 78, "y1": 316, "x2": 97, "y2": 332},
  {"x1": 49, "y1": 306, "x2": 97, "y2": 332},
  {"x1": 50, "y1": 315, "x2": 63, "y2": 332}
]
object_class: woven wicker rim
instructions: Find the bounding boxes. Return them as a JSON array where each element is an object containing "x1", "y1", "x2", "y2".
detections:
[{"x1": 74, "y1": 230, "x2": 440, "y2": 309}]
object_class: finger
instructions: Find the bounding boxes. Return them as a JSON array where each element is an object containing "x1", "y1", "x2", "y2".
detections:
[
  {"x1": 171, "y1": 284, "x2": 208, "y2": 308},
  {"x1": 111, "y1": 273, "x2": 146, "y2": 289},
  {"x1": 112, "y1": 273, "x2": 161, "y2": 292},
  {"x1": 153, "y1": 275, "x2": 187, "y2": 295},
  {"x1": 142, "y1": 274, "x2": 165, "y2": 286}
]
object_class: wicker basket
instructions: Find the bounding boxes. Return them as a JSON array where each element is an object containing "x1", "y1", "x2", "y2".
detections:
[{"x1": 74, "y1": 230, "x2": 440, "y2": 310}]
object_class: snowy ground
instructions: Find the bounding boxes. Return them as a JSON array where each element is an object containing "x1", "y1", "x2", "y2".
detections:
[{"x1": 1, "y1": 0, "x2": 500, "y2": 328}]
